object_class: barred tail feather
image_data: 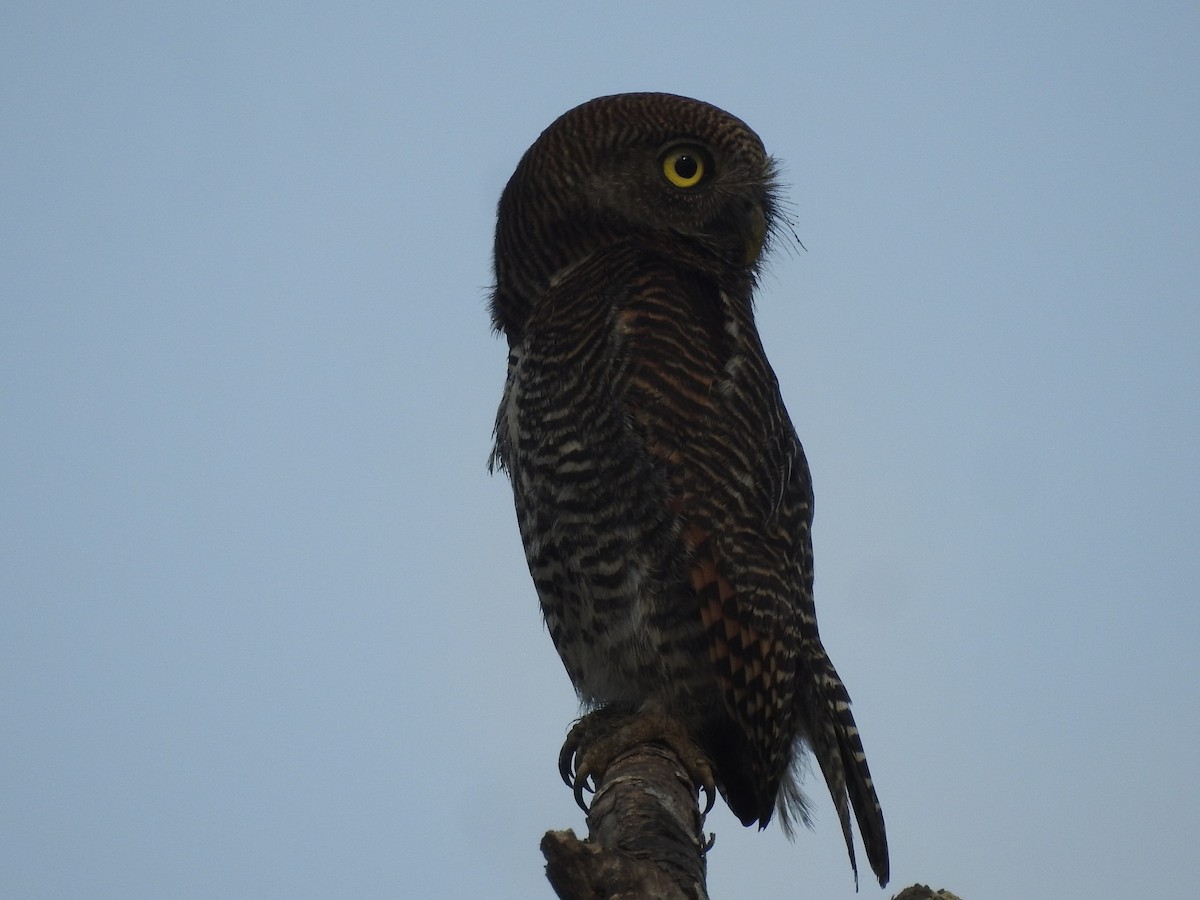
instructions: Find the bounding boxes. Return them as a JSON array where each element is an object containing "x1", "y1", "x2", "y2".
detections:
[
  {"x1": 807, "y1": 665, "x2": 890, "y2": 889},
  {"x1": 811, "y1": 719, "x2": 865, "y2": 888},
  {"x1": 836, "y1": 714, "x2": 889, "y2": 888}
]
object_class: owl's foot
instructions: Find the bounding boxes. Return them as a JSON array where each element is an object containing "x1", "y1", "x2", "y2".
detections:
[{"x1": 558, "y1": 707, "x2": 717, "y2": 817}]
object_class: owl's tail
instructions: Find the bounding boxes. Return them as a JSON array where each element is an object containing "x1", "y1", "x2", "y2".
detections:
[{"x1": 805, "y1": 663, "x2": 890, "y2": 889}]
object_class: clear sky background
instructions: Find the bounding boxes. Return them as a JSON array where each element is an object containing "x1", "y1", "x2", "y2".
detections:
[{"x1": 3, "y1": 3, "x2": 1198, "y2": 898}]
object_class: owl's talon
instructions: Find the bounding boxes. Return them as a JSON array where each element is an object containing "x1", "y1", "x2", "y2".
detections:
[
  {"x1": 558, "y1": 729, "x2": 579, "y2": 788},
  {"x1": 572, "y1": 768, "x2": 594, "y2": 812},
  {"x1": 558, "y1": 711, "x2": 613, "y2": 808},
  {"x1": 556, "y1": 707, "x2": 717, "y2": 817},
  {"x1": 677, "y1": 745, "x2": 717, "y2": 819}
]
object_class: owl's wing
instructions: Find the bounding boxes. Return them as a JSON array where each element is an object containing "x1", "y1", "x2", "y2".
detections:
[
  {"x1": 610, "y1": 249, "x2": 803, "y2": 815},
  {"x1": 618, "y1": 256, "x2": 889, "y2": 886},
  {"x1": 683, "y1": 522, "x2": 801, "y2": 822}
]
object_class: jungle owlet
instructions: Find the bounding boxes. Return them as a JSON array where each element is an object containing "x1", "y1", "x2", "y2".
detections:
[{"x1": 489, "y1": 92, "x2": 889, "y2": 887}]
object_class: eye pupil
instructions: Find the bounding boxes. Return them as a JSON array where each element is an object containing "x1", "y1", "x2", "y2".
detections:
[{"x1": 674, "y1": 155, "x2": 698, "y2": 180}]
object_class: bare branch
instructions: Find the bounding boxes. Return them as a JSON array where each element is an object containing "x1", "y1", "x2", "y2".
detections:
[{"x1": 543, "y1": 738, "x2": 709, "y2": 900}]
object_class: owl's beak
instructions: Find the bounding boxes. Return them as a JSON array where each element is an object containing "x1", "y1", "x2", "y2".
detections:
[{"x1": 742, "y1": 201, "x2": 767, "y2": 266}]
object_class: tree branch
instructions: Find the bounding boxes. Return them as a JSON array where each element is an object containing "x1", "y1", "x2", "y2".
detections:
[
  {"x1": 542, "y1": 737, "x2": 710, "y2": 900},
  {"x1": 892, "y1": 888, "x2": 963, "y2": 900}
]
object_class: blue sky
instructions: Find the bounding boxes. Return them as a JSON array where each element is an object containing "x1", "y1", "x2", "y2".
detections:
[{"x1": 3, "y1": 3, "x2": 1198, "y2": 897}]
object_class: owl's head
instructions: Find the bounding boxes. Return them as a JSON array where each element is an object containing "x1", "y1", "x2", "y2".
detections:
[{"x1": 490, "y1": 93, "x2": 782, "y2": 338}]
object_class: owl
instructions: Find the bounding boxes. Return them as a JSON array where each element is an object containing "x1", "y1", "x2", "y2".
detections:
[{"x1": 489, "y1": 92, "x2": 888, "y2": 887}]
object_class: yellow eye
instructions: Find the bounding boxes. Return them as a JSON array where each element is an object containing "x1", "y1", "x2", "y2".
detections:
[{"x1": 661, "y1": 147, "x2": 707, "y2": 188}]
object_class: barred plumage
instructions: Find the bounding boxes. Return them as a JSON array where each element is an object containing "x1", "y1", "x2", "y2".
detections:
[{"x1": 489, "y1": 92, "x2": 889, "y2": 887}]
